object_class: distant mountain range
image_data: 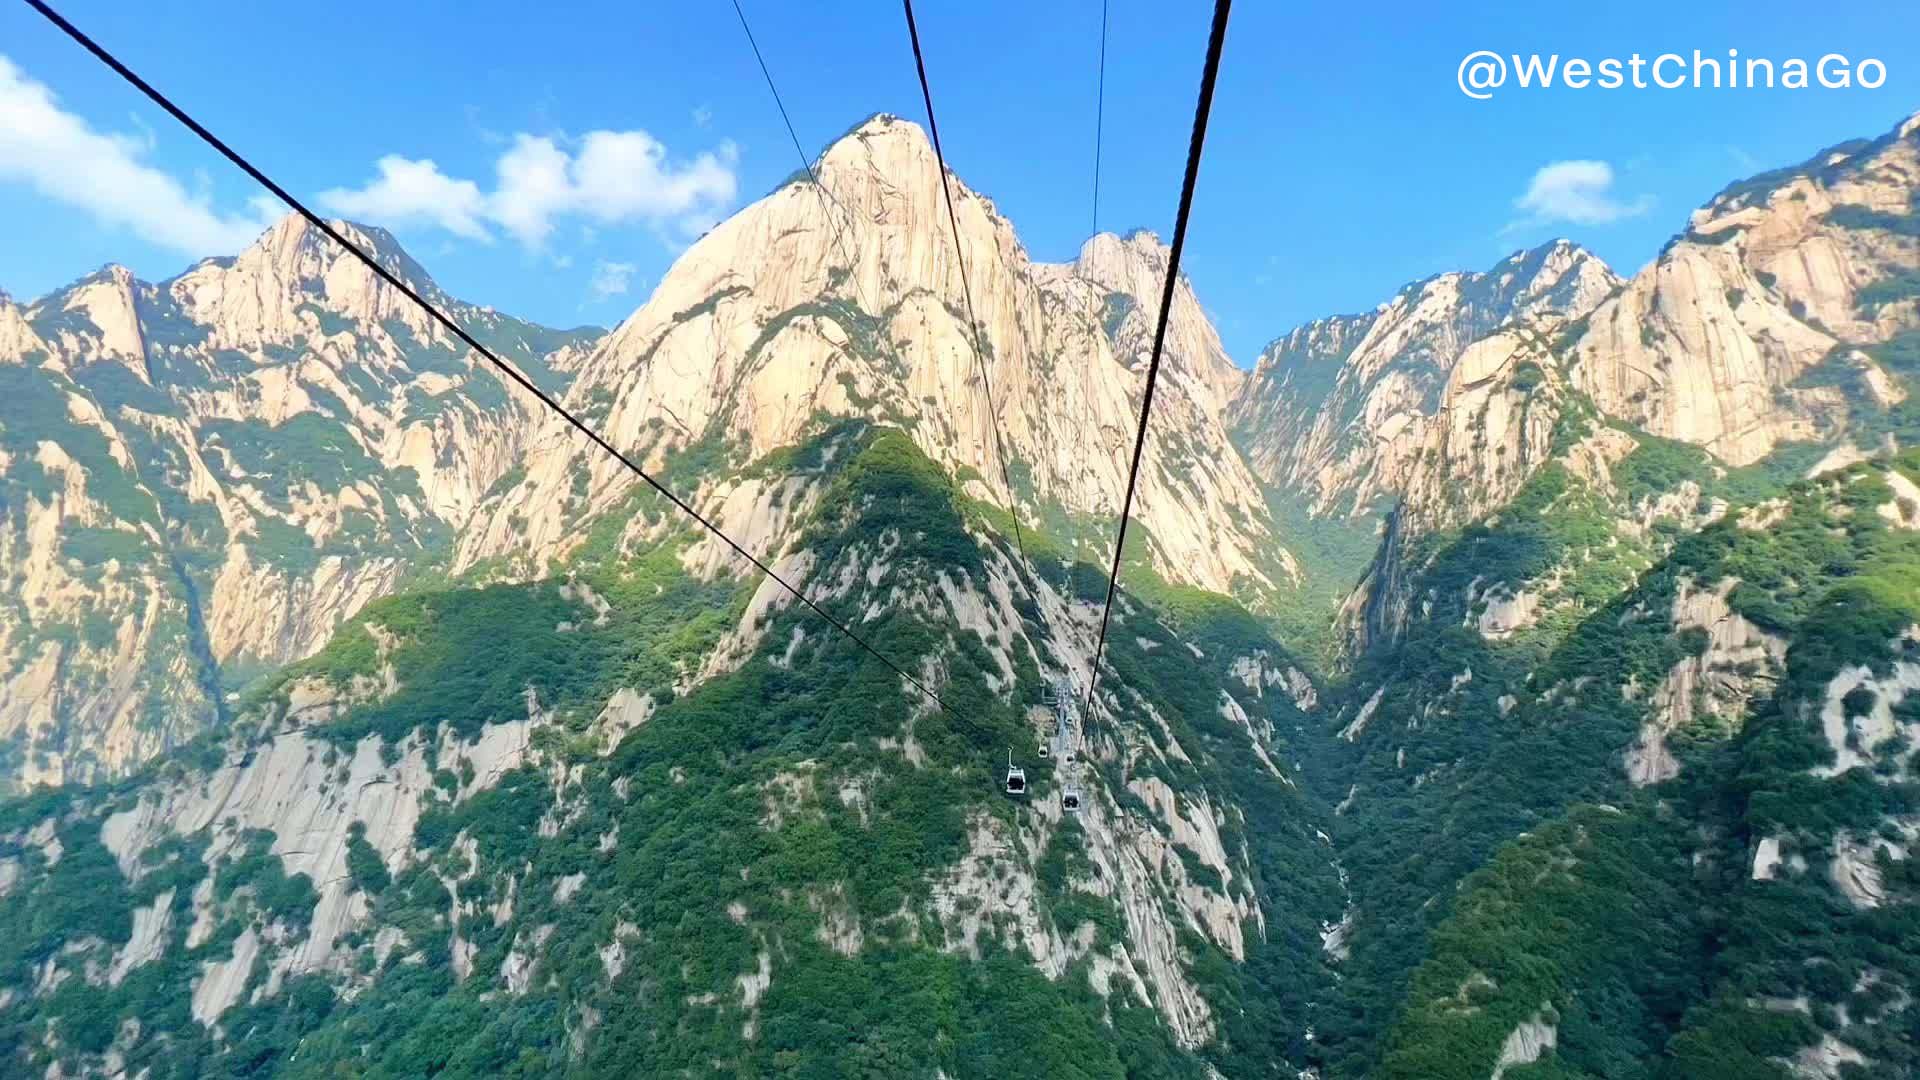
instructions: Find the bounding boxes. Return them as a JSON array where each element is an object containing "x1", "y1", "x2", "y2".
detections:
[{"x1": 0, "y1": 105, "x2": 1917, "y2": 1079}]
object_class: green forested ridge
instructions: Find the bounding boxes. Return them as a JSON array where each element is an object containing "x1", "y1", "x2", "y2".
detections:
[
  {"x1": 1305, "y1": 408, "x2": 1716, "y2": 1072},
  {"x1": 17, "y1": 400, "x2": 1920, "y2": 1078},
  {"x1": 0, "y1": 426, "x2": 1340, "y2": 1078},
  {"x1": 1309, "y1": 448, "x2": 1920, "y2": 1078},
  {"x1": 1374, "y1": 804, "x2": 1712, "y2": 1080}
]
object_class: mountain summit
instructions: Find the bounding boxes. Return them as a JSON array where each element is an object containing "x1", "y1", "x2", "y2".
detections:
[{"x1": 460, "y1": 113, "x2": 1293, "y2": 600}]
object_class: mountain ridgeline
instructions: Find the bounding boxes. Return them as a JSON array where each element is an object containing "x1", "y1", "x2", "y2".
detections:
[{"x1": 0, "y1": 108, "x2": 1917, "y2": 1077}]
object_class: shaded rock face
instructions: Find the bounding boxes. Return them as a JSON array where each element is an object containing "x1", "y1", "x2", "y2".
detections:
[
  {"x1": 0, "y1": 219, "x2": 600, "y2": 789},
  {"x1": 1337, "y1": 323, "x2": 1576, "y2": 652}
]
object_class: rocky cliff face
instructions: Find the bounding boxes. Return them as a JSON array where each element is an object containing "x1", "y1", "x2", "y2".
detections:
[
  {"x1": 1335, "y1": 321, "x2": 1586, "y2": 652},
  {"x1": 457, "y1": 116, "x2": 1291, "y2": 601},
  {"x1": 1568, "y1": 110, "x2": 1920, "y2": 465},
  {"x1": 0, "y1": 219, "x2": 600, "y2": 788},
  {"x1": 1228, "y1": 240, "x2": 1620, "y2": 519}
]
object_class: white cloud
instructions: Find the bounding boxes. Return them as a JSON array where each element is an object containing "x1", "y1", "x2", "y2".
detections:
[
  {"x1": 588, "y1": 260, "x2": 637, "y2": 301},
  {"x1": 692, "y1": 105, "x2": 713, "y2": 129},
  {"x1": 318, "y1": 155, "x2": 490, "y2": 240},
  {"x1": 489, "y1": 134, "x2": 574, "y2": 247},
  {"x1": 321, "y1": 128, "x2": 740, "y2": 249},
  {"x1": 573, "y1": 131, "x2": 737, "y2": 229},
  {"x1": 0, "y1": 54, "x2": 276, "y2": 257},
  {"x1": 1510, "y1": 159, "x2": 1653, "y2": 229}
]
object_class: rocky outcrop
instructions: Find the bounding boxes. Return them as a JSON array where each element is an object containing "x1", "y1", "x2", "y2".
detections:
[
  {"x1": 1626, "y1": 576, "x2": 1787, "y2": 785},
  {"x1": 1228, "y1": 240, "x2": 1618, "y2": 517},
  {"x1": 1812, "y1": 653, "x2": 1920, "y2": 779},
  {"x1": 1569, "y1": 111, "x2": 1920, "y2": 464},
  {"x1": 1789, "y1": 1034, "x2": 1871, "y2": 1080},
  {"x1": 1489, "y1": 1007, "x2": 1558, "y2": 1080},
  {"x1": 0, "y1": 219, "x2": 600, "y2": 788}
]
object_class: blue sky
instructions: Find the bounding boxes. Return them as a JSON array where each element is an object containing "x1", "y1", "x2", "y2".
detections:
[{"x1": 0, "y1": 0, "x2": 1915, "y2": 363}]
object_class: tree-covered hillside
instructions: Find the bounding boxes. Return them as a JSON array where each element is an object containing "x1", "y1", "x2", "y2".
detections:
[
  {"x1": 1313, "y1": 449, "x2": 1920, "y2": 1078},
  {"x1": 0, "y1": 427, "x2": 1343, "y2": 1078}
]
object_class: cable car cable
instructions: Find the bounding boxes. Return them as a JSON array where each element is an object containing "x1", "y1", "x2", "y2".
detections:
[
  {"x1": 730, "y1": 0, "x2": 961, "y2": 493},
  {"x1": 899, "y1": 0, "x2": 1032, "y2": 573},
  {"x1": 23, "y1": 0, "x2": 955, "y2": 716},
  {"x1": 727, "y1": 0, "x2": 865, "y2": 279},
  {"x1": 1083, "y1": 0, "x2": 1232, "y2": 713}
]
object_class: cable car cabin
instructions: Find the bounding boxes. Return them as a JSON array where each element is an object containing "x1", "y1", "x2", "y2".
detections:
[
  {"x1": 1038, "y1": 741, "x2": 1050, "y2": 758},
  {"x1": 1005, "y1": 765, "x2": 1028, "y2": 796},
  {"x1": 1062, "y1": 786, "x2": 1083, "y2": 813}
]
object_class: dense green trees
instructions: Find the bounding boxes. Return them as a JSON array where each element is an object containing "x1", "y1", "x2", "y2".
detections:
[
  {"x1": 0, "y1": 427, "x2": 1340, "y2": 1078},
  {"x1": 1325, "y1": 451, "x2": 1920, "y2": 1077},
  {"x1": 20, "y1": 395, "x2": 1920, "y2": 1078}
]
